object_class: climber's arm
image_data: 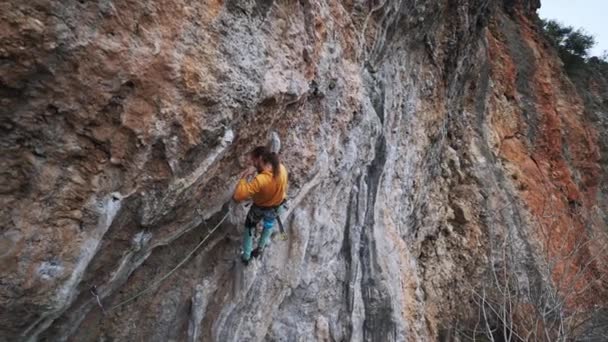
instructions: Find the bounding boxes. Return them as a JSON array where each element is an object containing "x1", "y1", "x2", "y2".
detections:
[{"x1": 233, "y1": 174, "x2": 269, "y2": 202}]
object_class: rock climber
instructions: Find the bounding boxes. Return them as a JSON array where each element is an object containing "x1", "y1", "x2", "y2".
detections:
[{"x1": 233, "y1": 146, "x2": 288, "y2": 265}]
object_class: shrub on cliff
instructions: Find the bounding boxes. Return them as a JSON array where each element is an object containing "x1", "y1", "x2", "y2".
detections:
[
  {"x1": 457, "y1": 202, "x2": 608, "y2": 341},
  {"x1": 588, "y1": 52, "x2": 608, "y2": 78},
  {"x1": 541, "y1": 19, "x2": 596, "y2": 70}
]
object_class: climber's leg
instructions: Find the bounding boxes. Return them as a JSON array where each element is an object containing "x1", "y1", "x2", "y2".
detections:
[
  {"x1": 257, "y1": 227, "x2": 273, "y2": 251},
  {"x1": 257, "y1": 211, "x2": 276, "y2": 251},
  {"x1": 241, "y1": 226, "x2": 254, "y2": 262},
  {"x1": 242, "y1": 206, "x2": 262, "y2": 263}
]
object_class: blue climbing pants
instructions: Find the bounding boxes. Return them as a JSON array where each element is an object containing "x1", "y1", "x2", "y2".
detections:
[{"x1": 242, "y1": 205, "x2": 276, "y2": 261}]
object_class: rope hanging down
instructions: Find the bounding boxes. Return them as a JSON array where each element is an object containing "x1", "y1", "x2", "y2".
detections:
[{"x1": 106, "y1": 210, "x2": 231, "y2": 312}]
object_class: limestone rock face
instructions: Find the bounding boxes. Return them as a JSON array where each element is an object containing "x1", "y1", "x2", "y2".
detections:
[{"x1": 1, "y1": 0, "x2": 607, "y2": 341}]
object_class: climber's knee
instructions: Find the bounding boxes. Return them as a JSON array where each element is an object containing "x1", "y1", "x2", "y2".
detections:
[
  {"x1": 262, "y1": 218, "x2": 274, "y2": 230},
  {"x1": 258, "y1": 226, "x2": 273, "y2": 250}
]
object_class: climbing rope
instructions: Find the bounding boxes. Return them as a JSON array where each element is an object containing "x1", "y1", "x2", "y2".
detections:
[{"x1": 106, "y1": 209, "x2": 231, "y2": 312}]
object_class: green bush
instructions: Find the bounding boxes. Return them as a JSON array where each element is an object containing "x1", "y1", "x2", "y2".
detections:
[
  {"x1": 541, "y1": 19, "x2": 596, "y2": 69},
  {"x1": 588, "y1": 54, "x2": 608, "y2": 78}
]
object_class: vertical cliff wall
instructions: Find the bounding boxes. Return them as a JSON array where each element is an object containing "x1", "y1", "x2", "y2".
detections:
[{"x1": 1, "y1": 0, "x2": 607, "y2": 340}]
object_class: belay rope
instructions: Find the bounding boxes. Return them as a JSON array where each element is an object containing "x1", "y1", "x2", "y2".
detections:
[{"x1": 99, "y1": 209, "x2": 231, "y2": 313}]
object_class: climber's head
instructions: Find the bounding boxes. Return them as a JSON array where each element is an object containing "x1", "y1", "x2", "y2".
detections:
[{"x1": 249, "y1": 146, "x2": 280, "y2": 178}]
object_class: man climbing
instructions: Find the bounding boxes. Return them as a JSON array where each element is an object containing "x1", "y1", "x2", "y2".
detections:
[{"x1": 233, "y1": 146, "x2": 288, "y2": 265}]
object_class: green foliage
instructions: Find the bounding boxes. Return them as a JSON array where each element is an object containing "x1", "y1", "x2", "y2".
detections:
[
  {"x1": 542, "y1": 19, "x2": 573, "y2": 46},
  {"x1": 564, "y1": 30, "x2": 595, "y2": 57},
  {"x1": 588, "y1": 54, "x2": 608, "y2": 78},
  {"x1": 541, "y1": 19, "x2": 596, "y2": 70}
]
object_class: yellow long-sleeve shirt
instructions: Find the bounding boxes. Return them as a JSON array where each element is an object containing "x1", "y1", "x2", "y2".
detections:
[{"x1": 233, "y1": 164, "x2": 288, "y2": 207}]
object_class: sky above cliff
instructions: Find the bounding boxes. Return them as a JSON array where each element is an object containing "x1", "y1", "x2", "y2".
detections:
[{"x1": 539, "y1": 0, "x2": 608, "y2": 57}]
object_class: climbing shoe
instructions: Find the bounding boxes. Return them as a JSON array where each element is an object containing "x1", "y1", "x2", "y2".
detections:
[
  {"x1": 251, "y1": 247, "x2": 264, "y2": 259},
  {"x1": 241, "y1": 252, "x2": 251, "y2": 266}
]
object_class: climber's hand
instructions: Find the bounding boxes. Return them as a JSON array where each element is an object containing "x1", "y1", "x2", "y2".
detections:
[{"x1": 239, "y1": 167, "x2": 256, "y2": 179}]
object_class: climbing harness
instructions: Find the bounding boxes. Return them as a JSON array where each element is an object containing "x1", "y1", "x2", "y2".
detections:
[
  {"x1": 96, "y1": 209, "x2": 231, "y2": 313},
  {"x1": 247, "y1": 201, "x2": 288, "y2": 241}
]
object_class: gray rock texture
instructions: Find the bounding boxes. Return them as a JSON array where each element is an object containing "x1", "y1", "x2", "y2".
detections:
[{"x1": 1, "y1": 0, "x2": 607, "y2": 341}]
